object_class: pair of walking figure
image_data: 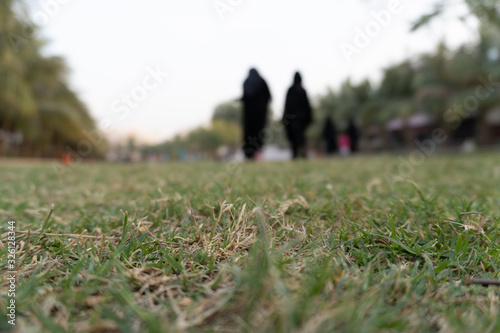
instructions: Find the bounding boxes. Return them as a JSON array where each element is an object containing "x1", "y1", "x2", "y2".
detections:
[{"x1": 241, "y1": 68, "x2": 312, "y2": 160}]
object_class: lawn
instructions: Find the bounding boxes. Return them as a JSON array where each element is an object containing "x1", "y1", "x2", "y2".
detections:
[{"x1": 1, "y1": 153, "x2": 500, "y2": 332}]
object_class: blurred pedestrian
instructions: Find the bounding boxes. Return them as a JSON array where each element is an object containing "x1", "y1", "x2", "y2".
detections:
[
  {"x1": 338, "y1": 132, "x2": 351, "y2": 156},
  {"x1": 241, "y1": 68, "x2": 272, "y2": 160},
  {"x1": 347, "y1": 117, "x2": 360, "y2": 153},
  {"x1": 322, "y1": 116, "x2": 338, "y2": 156},
  {"x1": 61, "y1": 152, "x2": 73, "y2": 165},
  {"x1": 282, "y1": 72, "x2": 312, "y2": 159}
]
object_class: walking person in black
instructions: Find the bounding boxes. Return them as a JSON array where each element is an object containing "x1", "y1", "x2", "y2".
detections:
[
  {"x1": 241, "y1": 68, "x2": 271, "y2": 160},
  {"x1": 282, "y1": 72, "x2": 312, "y2": 159},
  {"x1": 322, "y1": 116, "x2": 338, "y2": 156},
  {"x1": 346, "y1": 117, "x2": 360, "y2": 153}
]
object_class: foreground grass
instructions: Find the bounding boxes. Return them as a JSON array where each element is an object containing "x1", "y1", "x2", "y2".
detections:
[{"x1": 1, "y1": 153, "x2": 500, "y2": 332}]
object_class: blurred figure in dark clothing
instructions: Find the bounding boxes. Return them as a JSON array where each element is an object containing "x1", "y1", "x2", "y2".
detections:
[
  {"x1": 282, "y1": 72, "x2": 312, "y2": 159},
  {"x1": 347, "y1": 118, "x2": 360, "y2": 153},
  {"x1": 322, "y1": 116, "x2": 338, "y2": 155},
  {"x1": 241, "y1": 68, "x2": 272, "y2": 160}
]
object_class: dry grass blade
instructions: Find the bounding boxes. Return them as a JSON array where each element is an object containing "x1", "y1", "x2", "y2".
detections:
[{"x1": 466, "y1": 278, "x2": 500, "y2": 286}]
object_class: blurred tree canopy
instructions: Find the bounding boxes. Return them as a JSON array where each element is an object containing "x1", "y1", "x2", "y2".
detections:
[
  {"x1": 211, "y1": 120, "x2": 241, "y2": 147},
  {"x1": 308, "y1": 0, "x2": 500, "y2": 145},
  {"x1": 211, "y1": 101, "x2": 241, "y2": 125},
  {"x1": 144, "y1": 101, "x2": 244, "y2": 159},
  {"x1": 411, "y1": 0, "x2": 500, "y2": 32},
  {"x1": 0, "y1": 0, "x2": 103, "y2": 157}
]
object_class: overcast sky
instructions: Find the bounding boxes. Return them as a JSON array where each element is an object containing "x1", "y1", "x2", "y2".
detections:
[{"x1": 28, "y1": 0, "x2": 478, "y2": 144}]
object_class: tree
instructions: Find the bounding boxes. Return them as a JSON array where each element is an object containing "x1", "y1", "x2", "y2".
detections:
[
  {"x1": 211, "y1": 101, "x2": 242, "y2": 125},
  {"x1": 0, "y1": 0, "x2": 101, "y2": 157},
  {"x1": 0, "y1": 0, "x2": 37, "y2": 154},
  {"x1": 411, "y1": 0, "x2": 500, "y2": 32},
  {"x1": 315, "y1": 79, "x2": 373, "y2": 134},
  {"x1": 186, "y1": 127, "x2": 221, "y2": 154},
  {"x1": 211, "y1": 120, "x2": 241, "y2": 148}
]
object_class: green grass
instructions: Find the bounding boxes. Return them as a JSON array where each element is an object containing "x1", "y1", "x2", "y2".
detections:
[{"x1": 1, "y1": 153, "x2": 500, "y2": 332}]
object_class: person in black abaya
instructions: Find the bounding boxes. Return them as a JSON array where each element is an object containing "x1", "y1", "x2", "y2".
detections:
[
  {"x1": 346, "y1": 117, "x2": 360, "y2": 153},
  {"x1": 322, "y1": 116, "x2": 338, "y2": 155},
  {"x1": 241, "y1": 68, "x2": 271, "y2": 160},
  {"x1": 282, "y1": 72, "x2": 312, "y2": 159}
]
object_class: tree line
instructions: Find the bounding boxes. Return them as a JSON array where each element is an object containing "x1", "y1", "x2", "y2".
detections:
[{"x1": 0, "y1": 0, "x2": 103, "y2": 158}]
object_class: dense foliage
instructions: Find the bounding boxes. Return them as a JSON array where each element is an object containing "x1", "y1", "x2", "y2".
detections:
[{"x1": 0, "y1": 0, "x2": 102, "y2": 158}]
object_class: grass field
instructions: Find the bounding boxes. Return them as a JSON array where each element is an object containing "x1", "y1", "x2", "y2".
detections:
[{"x1": 1, "y1": 153, "x2": 500, "y2": 332}]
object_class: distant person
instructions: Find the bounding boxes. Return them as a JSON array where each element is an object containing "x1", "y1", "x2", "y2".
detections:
[
  {"x1": 322, "y1": 116, "x2": 338, "y2": 156},
  {"x1": 338, "y1": 132, "x2": 351, "y2": 156},
  {"x1": 282, "y1": 72, "x2": 312, "y2": 159},
  {"x1": 241, "y1": 68, "x2": 271, "y2": 160},
  {"x1": 61, "y1": 152, "x2": 73, "y2": 165},
  {"x1": 347, "y1": 117, "x2": 360, "y2": 153}
]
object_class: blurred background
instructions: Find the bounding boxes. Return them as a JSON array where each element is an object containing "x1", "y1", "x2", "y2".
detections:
[{"x1": 1, "y1": 0, "x2": 499, "y2": 162}]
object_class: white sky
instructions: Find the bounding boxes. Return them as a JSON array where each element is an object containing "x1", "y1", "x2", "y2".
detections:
[{"x1": 28, "y1": 0, "x2": 478, "y2": 144}]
